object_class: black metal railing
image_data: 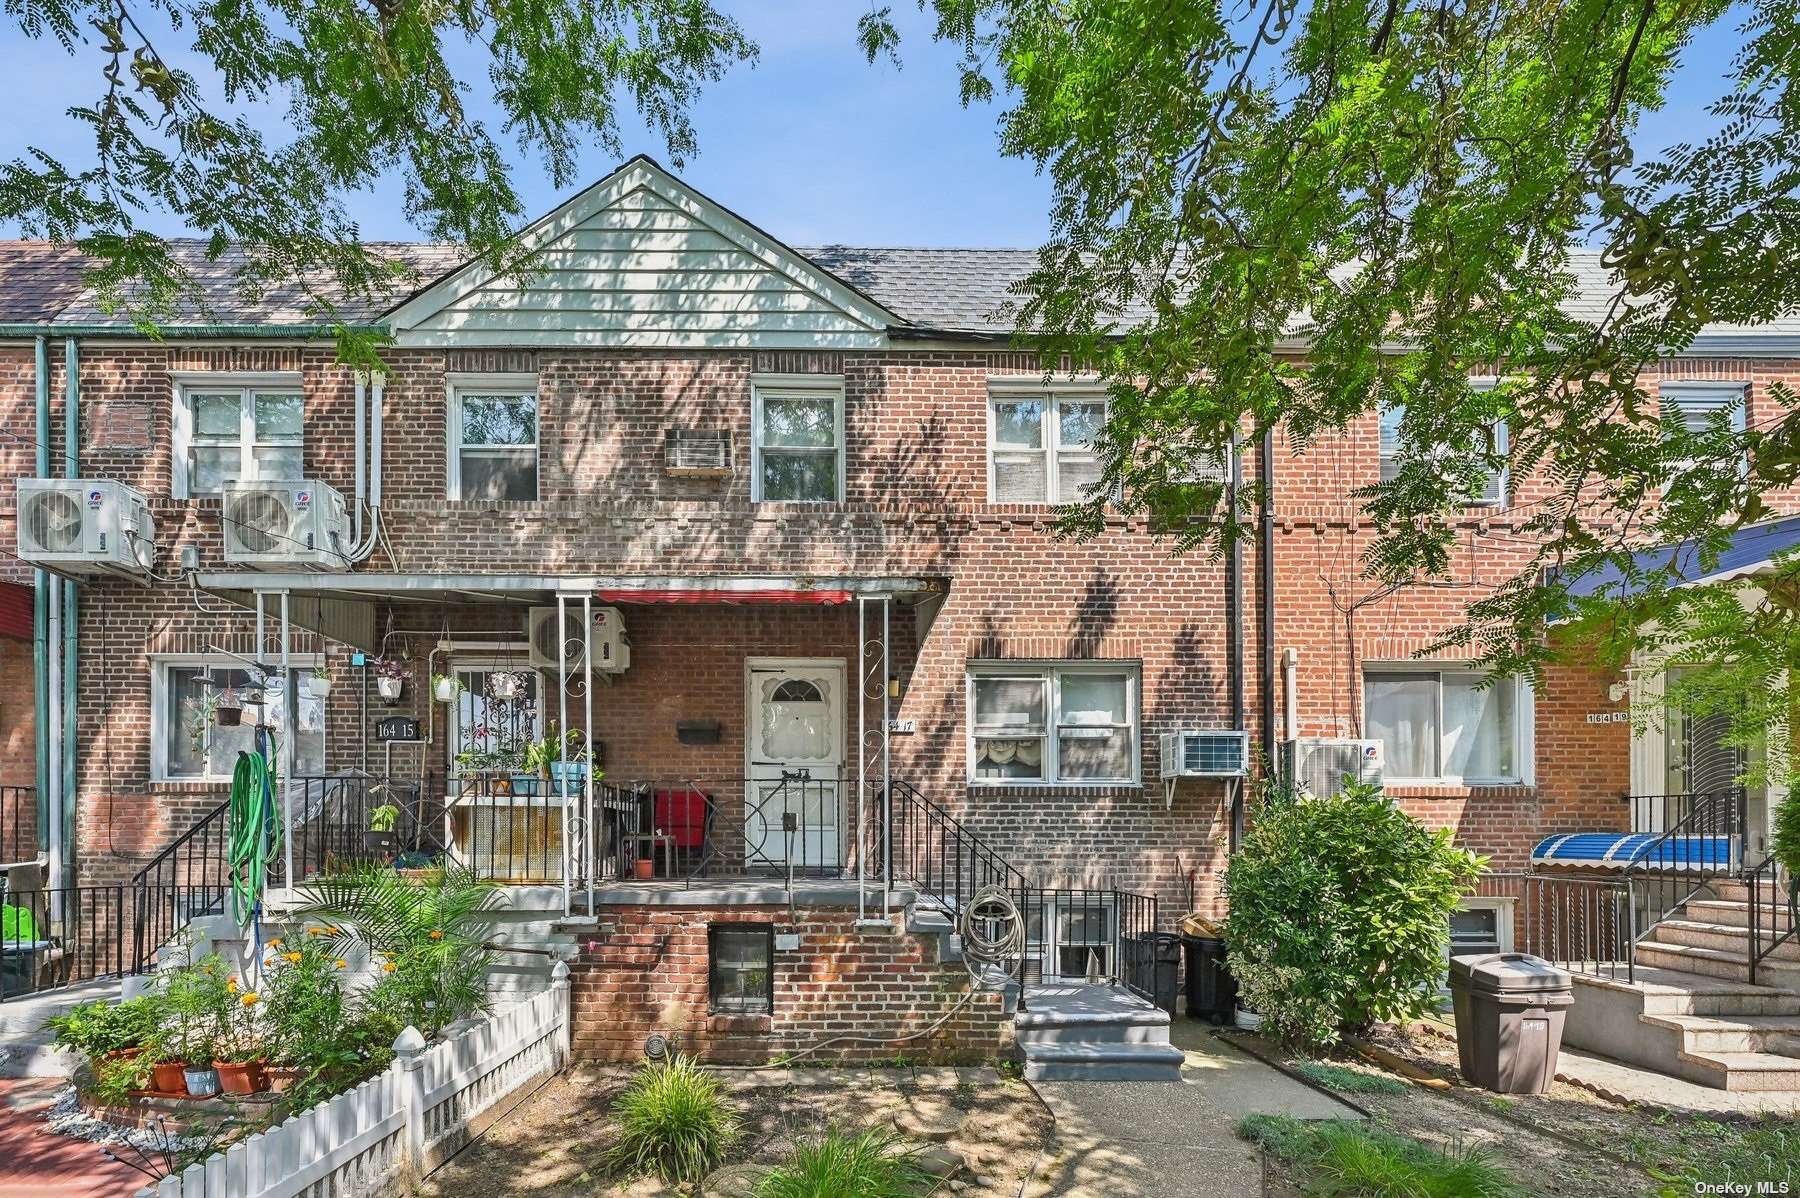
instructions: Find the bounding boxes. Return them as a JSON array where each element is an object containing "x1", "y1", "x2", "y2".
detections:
[
  {"x1": 0, "y1": 785, "x2": 37, "y2": 866},
  {"x1": 278, "y1": 774, "x2": 443, "y2": 887},
  {"x1": 1011, "y1": 885, "x2": 1160, "y2": 1001},
  {"x1": 882, "y1": 779, "x2": 1027, "y2": 913},
  {"x1": 1747, "y1": 855, "x2": 1798, "y2": 986},
  {"x1": 1487, "y1": 871, "x2": 1638, "y2": 982},
  {"x1": 590, "y1": 774, "x2": 851, "y2": 886},
  {"x1": 1624, "y1": 787, "x2": 1746, "y2": 929}
]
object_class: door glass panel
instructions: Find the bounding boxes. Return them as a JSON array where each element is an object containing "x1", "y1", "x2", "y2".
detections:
[{"x1": 758, "y1": 674, "x2": 831, "y2": 760}]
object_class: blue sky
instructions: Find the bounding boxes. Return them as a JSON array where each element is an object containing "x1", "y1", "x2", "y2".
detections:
[{"x1": 0, "y1": 1, "x2": 1748, "y2": 249}]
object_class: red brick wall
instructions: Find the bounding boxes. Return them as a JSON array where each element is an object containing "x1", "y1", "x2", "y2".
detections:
[
  {"x1": 0, "y1": 633, "x2": 35, "y2": 859},
  {"x1": 567, "y1": 903, "x2": 1011, "y2": 1064},
  {"x1": 1, "y1": 339, "x2": 1789, "y2": 911}
]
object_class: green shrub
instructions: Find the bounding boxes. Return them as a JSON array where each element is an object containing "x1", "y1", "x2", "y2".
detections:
[
  {"x1": 755, "y1": 1128, "x2": 932, "y2": 1198},
  {"x1": 1293, "y1": 1060, "x2": 1408, "y2": 1096},
  {"x1": 1225, "y1": 783, "x2": 1483, "y2": 1049},
  {"x1": 1771, "y1": 789, "x2": 1800, "y2": 884},
  {"x1": 44, "y1": 995, "x2": 163, "y2": 1058},
  {"x1": 605, "y1": 1054, "x2": 741, "y2": 1184},
  {"x1": 1240, "y1": 1114, "x2": 1517, "y2": 1198}
]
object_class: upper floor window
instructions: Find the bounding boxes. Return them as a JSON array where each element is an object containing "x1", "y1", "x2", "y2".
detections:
[
  {"x1": 968, "y1": 662, "x2": 1140, "y2": 785},
  {"x1": 1660, "y1": 382, "x2": 1747, "y2": 474},
  {"x1": 1363, "y1": 665, "x2": 1530, "y2": 786},
  {"x1": 752, "y1": 376, "x2": 843, "y2": 502},
  {"x1": 1378, "y1": 379, "x2": 1507, "y2": 507},
  {"x1": 989, "y1": 389, "x2": 1107, "y2": 504},
  {"x1": 171, "y1": 376, "x2": 304, "y2": 499},
  {"x1": 151, "y1": 656, "x2": 324, "y2": 782},
  {"x1": 448, "y1": 375, "x2": 538, "y2": 501}
]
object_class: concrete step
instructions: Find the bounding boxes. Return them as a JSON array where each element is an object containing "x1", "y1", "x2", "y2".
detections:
[
  {"x1": 1653, "y1": 919, "x2": 1800, "y2": 961},
  {"x1": 1711, "y1": 879, "x2": 1792, "y2": 906},
  {"x1": 0, "y1": 977, "x2": 122, "y2": 1079},
  {"x1": 1675, "y1": 1050, "x2": 1800, "y2": 1093},
  {"x1": 1685, "y1": 899, "x2": 1795, "y2": 932},
  {"x1": 1635, "y1": 941, "x2": 1800, "y2": 992},
  {"x1": 1014, "y1": 1003, "x2": 1172, "y2": 1047},
  {"x1": 1641, "y1": 1013, "x2": 1800, "y2": 1054},
  {"x1": 1019, "y1": 1041, "x2": 1187, "y2": 1082}
]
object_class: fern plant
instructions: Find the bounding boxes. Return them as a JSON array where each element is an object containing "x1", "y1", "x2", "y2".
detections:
[
  {"x1": 291, "y1": 864, "x2": 502, "y2": 1036},
  {"x1": 755, "y1": 1128, "x2": 932, "y2": 1198},
  {"x1": 605, "y1": 1054, "x2": 741, "y2": 1184}
]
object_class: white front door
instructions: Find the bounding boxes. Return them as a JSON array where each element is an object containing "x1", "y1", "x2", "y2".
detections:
[{"x1": 745, "y1": 659, "x2": 844, "y2": 870}]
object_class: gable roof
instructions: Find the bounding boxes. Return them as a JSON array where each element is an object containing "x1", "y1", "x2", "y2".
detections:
[{"x1": 383, "y1": 156, "x2": 900, "y2": 349}]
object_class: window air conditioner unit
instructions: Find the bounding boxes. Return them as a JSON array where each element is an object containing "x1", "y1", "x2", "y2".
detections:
[
  {"x1": 663, "y1": 428, "x2": 733, "y2": 476},
  {"x1": 1160, "y1": 729, "x2": 1248, "y2": 779},
  {"x1": 16, "y1": 478, "x2": 157, "y2": 577},
  {"x1": 220, "y1": 481, "x2": 351, "y2": 570},
  {"x1": 528, "y1": 605, "x2": 630, "y2": 674},
  {"x1": 1283, "y1": 737, "x2": 1384, "y2": 798}
]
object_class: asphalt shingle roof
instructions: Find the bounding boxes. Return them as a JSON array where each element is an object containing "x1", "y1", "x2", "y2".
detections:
[{"x1": 1, "y1": 239, "x2": 1796, "y2": 343}]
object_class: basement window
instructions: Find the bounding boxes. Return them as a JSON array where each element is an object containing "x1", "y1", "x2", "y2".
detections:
[{"x1": 709, "y1": 923, "x2": 774, "y2": 1015}]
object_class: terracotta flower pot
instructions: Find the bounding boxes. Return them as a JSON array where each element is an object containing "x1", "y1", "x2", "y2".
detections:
[
  {"x1": 150, "y1": 1061, "x2": 187, "y2": 1095},
  {"x1": 264, "y1": 1065, "x2": 300, "y2": 1093},
  {"x1": 213, "y1": 1059, "x2": 265, "y2": 1096},
  {"x1": 633, "y1": 857, "x2": 656, "y2": 880},
  {"x1": 101, "y1": 1045, "x2": 145, "y2": 1064}
]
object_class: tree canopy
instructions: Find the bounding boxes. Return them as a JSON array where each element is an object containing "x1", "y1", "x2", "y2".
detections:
[
  {"x1": 0, "y1": 0, "x2": 755, "y2": 351},
  {"x1": 865, "y1": 0, "x2": 1800, "y2": 780}
]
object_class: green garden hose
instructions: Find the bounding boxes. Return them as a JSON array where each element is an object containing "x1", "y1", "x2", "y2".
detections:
[{"x1": 227, "y1": 745, "x2": 279, "y2": 926}]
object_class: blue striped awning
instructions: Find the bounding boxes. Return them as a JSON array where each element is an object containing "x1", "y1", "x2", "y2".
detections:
[{"x1": 1531, "y1": 832, "x2": 1735, "y2": 871}]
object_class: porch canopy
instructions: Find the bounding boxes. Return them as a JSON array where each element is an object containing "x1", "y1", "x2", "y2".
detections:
[
  {"x1": 1531, "y1": 831, "x2": 1735, "y2": 871},
  {"x1": 1550, "y1": 512, "x2": 1800, "y2": 607},
  {"x1": 194, "y1": 571, "x2": 943, "y2": 651}
]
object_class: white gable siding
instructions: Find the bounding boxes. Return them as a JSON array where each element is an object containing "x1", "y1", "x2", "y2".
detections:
[{"x1": 391, "y1": 165, "x2": 893, "y2": 349}]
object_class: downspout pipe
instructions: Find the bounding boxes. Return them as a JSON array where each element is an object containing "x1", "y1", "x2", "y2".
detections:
[
  {"x1": 60, "y1": 337, "x2": 79, "y2": 885},
  {"x1": 1260, "y1": 428, "x2": 1278, "y2": 775},
  {"x1": 32, "y1": 337, "x2": 48, "y2": 857},
  {"x1": 1227, "y1": 433, "x2": 1245, "y2": 853}
]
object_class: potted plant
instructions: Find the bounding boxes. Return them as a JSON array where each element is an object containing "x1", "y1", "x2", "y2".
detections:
[
  {"x1": 433, "y1": 672, "x2": 463, "y2": 703},
  {"x1": 162, "y1": 953, "x2": 231, "y2": 1097},
  {"x1": 366, "y1": 803, "x2": 401, "y2": 853},
  {"x1": 213, "y1": 980, "x2": 266, "y2": 1095},
  {"x1": 308, "y1": 664, "x2": 333, "y2": 699},
  {"x1": 374, "y1": 657, "x2": 408, "y2": 703}
]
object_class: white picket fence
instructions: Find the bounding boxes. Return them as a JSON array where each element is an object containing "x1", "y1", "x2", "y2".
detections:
[{"x1": 150, "y1": 963, "x2": 571, "y2": 1198}]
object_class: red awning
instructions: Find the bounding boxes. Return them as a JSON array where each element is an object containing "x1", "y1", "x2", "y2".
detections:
[{"x1": 596, "y1": 588, "x2": 854, "y2": 606}]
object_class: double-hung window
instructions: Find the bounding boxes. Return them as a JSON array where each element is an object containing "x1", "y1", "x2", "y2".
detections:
[
  {"x1": 1660, "y1": 381, "x2": 1747, "y2": 474},
  {"x1": 448, "y1": 375, "x2": 539, "y2": 501},
  {"x1": 173, "y1": 377, "x2": 304, "y2": 498},
  {"x1": 752, "y1": 376, "x2": 843, "y2": 502},
  {"x1": 1363, "y1": 666, "x2": 1529, "y2": 785},
  {"x1": 1377, "y1": 379, "x2": 1508, "y2": 506},
  {"x1": 152, "y1": 657, "x2": 325, "y2": 782},
  {"x1": 968, "y1": 664, "x2": 1139, "y2": 785},
  {"x1": 988, "y1": 388, "x2": 1107, "y2": 503}
]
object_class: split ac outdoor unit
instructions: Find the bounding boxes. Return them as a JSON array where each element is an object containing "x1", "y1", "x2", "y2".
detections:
[
  {"x1": 1283, "y1": 737, "x2": 1385, "y2": 798},
  {"x1": 16, "y1": 478, "x2": 157, "y2": 577},
  {"x1": 220, "y1": 481, "x2": 351, "y2": 570},
  {"x1": 1160, "y1": 729, "x2": 1248, "y2": 779},
  {"x1": 528, "y1": 605, "x2": 630, "y2": 674}
]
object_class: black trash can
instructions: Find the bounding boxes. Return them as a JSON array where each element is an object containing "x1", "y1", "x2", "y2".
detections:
[
  {"x1": 1180, "y1": 921, "x2": 1237, "y2": 1024},
  {"x1": 1125, "y1": 932, "x2": 1183, "y2": 1013}
]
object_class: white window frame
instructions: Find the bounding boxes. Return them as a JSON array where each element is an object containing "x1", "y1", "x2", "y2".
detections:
[
  {"x1": 1362, "y1": 663, "x2": 1534, "y2": 787},
  {"x1": 966, "y1": 661, "x2": 1141, "y2": 787},
  {"x1": 987, "y1": 381, "x2": 1110, "y2": 505},
  {"x1": 169, "y1": 372, "x2": 305, "y2": 500},
  {"x1": 750, "y1": 374, "x2": 845, "y2": 503},
  {"x1": 446, "y1": 655, "x2": 545, "y2": 776},
  {"x1": 1377, "y1": 377, "x2": 1508, "y2": 508},
  {"x1": 1028, "y1": 895, "x2": 1119, "y2": 981},
  {"x1": 446, "y1": 372, "x2": 540, "y2": 501},
  {"x1": 1659, "y1": 381, "x2": 1748, "y2": 475},
  {"x1": 149, "y1": 653, "x2": 324, "y2": 782}
]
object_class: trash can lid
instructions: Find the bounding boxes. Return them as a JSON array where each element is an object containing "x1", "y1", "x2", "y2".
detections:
[
  {"x1": 1449, "y1": 952, "x2": 1572, "y2": 994},
  {"x1": 1179, "y1": 914, "x2": 1225, "y2": 939}
]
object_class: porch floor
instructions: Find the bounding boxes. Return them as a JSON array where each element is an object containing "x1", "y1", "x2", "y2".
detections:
[
  {"x1": 1020, "y1": 982, "x2": 1164, "y2": 1020},
  {"x1": 568, "y1": 878, "x2": 920, "y2": 911}
]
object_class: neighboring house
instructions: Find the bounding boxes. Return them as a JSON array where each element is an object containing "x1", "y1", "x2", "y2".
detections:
[{"x1": 1, "y1": 156, "x2": 1796, "y2": 1078}]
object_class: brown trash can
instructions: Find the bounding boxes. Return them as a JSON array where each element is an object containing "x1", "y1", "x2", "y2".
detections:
[{"x1": 1448, "y1": 952, "x2": 1574, "y2": 1095}]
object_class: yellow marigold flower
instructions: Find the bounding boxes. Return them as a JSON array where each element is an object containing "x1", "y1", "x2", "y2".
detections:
[
  {"x1": 283, "y1": 951, "x2": 302, "y2": 964},
  {"x1": 382, "y1": 961, "x2": 396, "y2": 973},
  {"x1": 428, "y1": 930, "x2": 444, "y2": 940},
  {"x1": 240, "y1": 992, "x2": 258, "y2": 1007},
  {"x1": 306, "y1": 927, "x2": 324, "y2": 936},
  {"x1": 227, "y1": 977, "x2": 239, "y2": 992},
  {"x1": 335, "y1": 959, "x2": 348, "y2": 969},
  {"x1": 266, "y1": 938, "x2": 282, "y2": 948}
]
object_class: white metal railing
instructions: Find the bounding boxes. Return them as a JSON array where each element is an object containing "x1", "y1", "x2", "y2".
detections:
[{"x1": 152, "y1": 964, "x2": 571, "y2": 1197}]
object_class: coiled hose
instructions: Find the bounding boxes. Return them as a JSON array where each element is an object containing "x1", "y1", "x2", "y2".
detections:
[
  {"x1": 227, "y1": 747, "x2": 278, "y2": 926},
  {"x1": 742, "y1": 886, "x2": 1026, "y2": 1066}
]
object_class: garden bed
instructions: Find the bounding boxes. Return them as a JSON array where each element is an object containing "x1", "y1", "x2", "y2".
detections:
[
  {"x1": 418, "y1": 1064, "x2": 1053, "y2": 1197},
  {"x1": 1230, "y1": 1023, "x2": 1798, "y2": 1196}
]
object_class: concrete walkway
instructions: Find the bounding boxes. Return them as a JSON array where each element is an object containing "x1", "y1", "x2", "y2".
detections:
[{"x1": 1023, "y1": 1018, "x2": 1359, "y2": 1197}]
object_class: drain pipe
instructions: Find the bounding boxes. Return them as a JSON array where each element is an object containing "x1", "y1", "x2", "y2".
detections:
[
  {"x1": 1227, "y1": 433, "x2": 1245, "y2": 853},
  {"x1": 352, "y1": 371, "x2": 366, "y2": 549},
  {"x1": 57, "y1": 336, "x2": 80, "y2": 887},
  {"x1": 349, "y1": 370, "x2": 385, "y2": 562},
  {"x1": 32, "y1": 337, "x2": 49, "y2": 860},
  {"x1": 1260, "y1": 428, "x2": 1278, "y2": 775}
]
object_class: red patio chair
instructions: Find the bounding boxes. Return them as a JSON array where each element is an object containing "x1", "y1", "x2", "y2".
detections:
[{"x1": 653, "y1": 788, "x2": 714, "y2": 876}]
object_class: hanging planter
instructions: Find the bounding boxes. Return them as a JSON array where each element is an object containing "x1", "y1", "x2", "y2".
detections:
[
  {"x1": 215, "y1": 688, "x2": 243, "y2": 727},
  {"x1": 487, "y1": 670, "x2": 525, "y2": 702},
  {"x1": 373, "y1": 658, "x2": 408, "y2": 705},
  {"x1": 376, "y1": 676, "x2": 404, "y2": 703},
  {"x1": 433, "y1": 673, "x2": 462, "y2": 703},
  {"x1": 308, "y1": 667, "x2": 333, "y2": 699}
]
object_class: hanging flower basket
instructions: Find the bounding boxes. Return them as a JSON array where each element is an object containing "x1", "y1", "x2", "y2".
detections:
[
  {"x1": 433, "y1": 674, "x2": 462, "y2": 703},
  {"x1": 487, "y1": 671, "x2": 525, "y2": 701},
  {"x1": 376, "y1": 676, "x2": 404, "y2": 703}
]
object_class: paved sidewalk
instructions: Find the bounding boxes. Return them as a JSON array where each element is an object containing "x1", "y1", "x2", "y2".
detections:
[
  {"x1": 0, "y1": 1080, "x2": 146, "y2": 1198},
  {"x1": 1023, "y1": 1020, "x2": 1359, "y2": 1197}
]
